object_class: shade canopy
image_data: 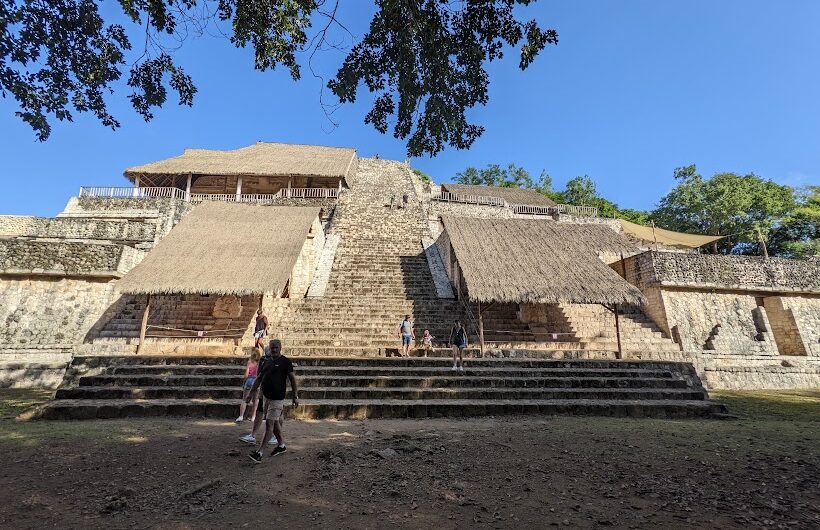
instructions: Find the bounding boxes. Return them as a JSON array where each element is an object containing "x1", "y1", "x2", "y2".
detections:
[
  {"x1": 117, "y1": 202, "x2": 319, "y2": 296},
  {"x1": 619, "y1": 219, "x2": 724, "y2": 249},
  {"x1": 124, "y1": 142, "x2": 357, "y2": 185},
  {"x1": 442, "y1": 216, "x2": 643, "y2": 305}
]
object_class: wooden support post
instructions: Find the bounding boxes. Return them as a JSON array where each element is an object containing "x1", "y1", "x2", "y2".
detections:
[
  {"x1": 235, "y1": 176, "x2": 243, "y2": 201},
  {"x1": 137, "y1": 294, "x2": 151, "y2": 354},
  {"x1": 757, "y1": 226, "x2": 769, "y2": 258},
  {"x1": 185, "y1": 174, "x2": 192, "y2": 202},
  {"x1": 478, "y1": 300, "x2": 485, "y2": 357},
  {"x1": 650, "y1": 221, "x2": 658, "y2": 250},
  {"x1": 338, "y1": 178, "x2": 343, "y2": 191},
  {"x1": 133, "y1": 176, "x2": 140, "y2": 197},
  {"x1": 614, "y1": 303, "x2": 622, "y2": 360}
]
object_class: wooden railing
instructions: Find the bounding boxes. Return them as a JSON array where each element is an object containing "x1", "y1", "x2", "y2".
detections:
[
  {"x1": 556, "y1": 204, "x2": 598, "y2": 217},
  {"x1": 431, "y1": 191, "x2": 507, "y2": 207},
  {"x1": 280, "y1": 187, "x2": 339, "y2": 199},
  {"x1": 238, "y1": 193, "x2": 283, "y2": 204},
  {"x1": 79, "y1": 187, "x2": 340, "y2": 203},
  {"x1": 512, "y1": 204, "x2": 557, "y2": 216},
  {"x1": 510, "y1": 203, "x2": 599, "y2": 217},
  {"x1": 79, "y1": 186, "x2": 186, "y2": 200},
  {"x1": 189, "y1": 193, "x2": 236, "y2": 203}
]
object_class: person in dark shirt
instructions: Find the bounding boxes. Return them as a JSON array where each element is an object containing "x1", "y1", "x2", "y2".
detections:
[
  {"x1": 247, "y1": 339, "x2": 299, "y2": 463},
  {"x1": 239, "y1": 345, "x2": 276, "y2": 446}
]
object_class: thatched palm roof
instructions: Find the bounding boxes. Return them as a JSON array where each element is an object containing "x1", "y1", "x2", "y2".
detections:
[
  {"x1": 441, "y1": 217, "x2": 643, "y2": 305},
  {"x1": 124, "y1": 142, "x2": 357, "y2": 184},
  {"x1": 117, "y1": 202, "x2": 319, "y2": 296},
  {"x1": 441, "y1": 184, "x2": 556, "y2": 206}
]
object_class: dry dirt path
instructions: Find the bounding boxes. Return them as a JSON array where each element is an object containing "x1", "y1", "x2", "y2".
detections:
[{"x1": 0, "y1": 391, "x2": 818, "y2": 529}]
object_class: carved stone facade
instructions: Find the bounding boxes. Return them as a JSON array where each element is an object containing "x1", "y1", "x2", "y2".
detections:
[{"x1": 618, "y1": 251, "x2": 820, "y2": 358}]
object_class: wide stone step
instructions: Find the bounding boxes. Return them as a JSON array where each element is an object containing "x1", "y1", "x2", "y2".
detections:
[
  {"x1": 292, "y1": 366, "x2": 675, "y2": 378},
  {"x1": 108, "y1": 365, "x2": 245, "y2": 376},
  {"x1": 55, "y1": 386, "x2": 704, "y2": 402},
  {"x1": 296, "y1": 375, "x2": 688, "y2": 389},
  {"x1": 35, "y1": 398, "x2": 726, "y2": 420},
  {"x1": 80, "y1": 374, "x2": 245, "y2": 387}
]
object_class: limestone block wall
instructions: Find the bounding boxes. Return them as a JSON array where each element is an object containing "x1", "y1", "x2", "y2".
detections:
[
  {"x1": 0, "y1": 240, "x2": 144, "y2": 277},
  {"x1": 647, "y1": 251, "x2": 820, "y2": 293},
  {"x1": 0, "y1": 276, "x2": 117, "y2": 347},
  {"x1": 762, "y1": 296, "x2": 807, "y2": 355},
  {"x1": 660, "y1": 289, "x2": 778, "y2": 355},
  {"x1": 59, "y1": 196, "x2": 193, "y2": 243},
  {"x1": 618, "y1": 252, "x2": 820, "y2": 356},
  {"x1": 422, "y1": 237, "x2": 455, "y2": 298},
  {"x1": 0, "y1": 215, "x2": 156, "y2": 246},
  {"x1": 289, "y1": 217, "x2": 325, "y2": 297},
  {"x1": 779, "y1": 295, "x2": 820, "y2": 356},
  {"x1": 428, "y1": 201, "x2": 513, "y2": 223},
  {"x1": 306, "y1": 234, "x2": 340, "y2": 297}
]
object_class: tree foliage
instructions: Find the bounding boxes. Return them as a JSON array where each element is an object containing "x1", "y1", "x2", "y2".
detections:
[
  {"x1": 449, "y1": 162, "x2": 816, "y2": 258},
  {"x1": 455, "y1": 163, "x2": 543, "y2": 189},
  {"x1": 0, "y1": 0, "x2": 556, "y2": 155},
  {"x1": 767, "y1": 186, "x2": 820, "y2": 258},
  {"x1": 650, "y1": 165, "x2": 795, "y2": 253}
]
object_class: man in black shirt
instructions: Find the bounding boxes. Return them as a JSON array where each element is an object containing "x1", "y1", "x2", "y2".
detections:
[{"x1": 247, "y1": 339, "x2": 299, "y2": 463}]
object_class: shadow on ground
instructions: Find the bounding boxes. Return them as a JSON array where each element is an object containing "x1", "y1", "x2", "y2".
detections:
[{"x1": 0, "y1": 389, "x2": 817, "y2": 529}]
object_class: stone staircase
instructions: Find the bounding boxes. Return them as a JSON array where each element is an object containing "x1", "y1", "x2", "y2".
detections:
[
  {"x1": 269, "y1": 158, "x2": 475, "y2": 353},
  {"x1": 35, "y1": 355, "x2": 727, "y2": 420},
  {"x1": 472, "y1": 302, "x2": 678, "y2": 354},
  {"x1": 560, "y1": 304, "x2": 681, "y2": 353},
  {"x1": 94, "y1": 294, "x2": 258, "y2": 343}
]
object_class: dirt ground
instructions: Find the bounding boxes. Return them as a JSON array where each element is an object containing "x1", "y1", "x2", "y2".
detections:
[{"x1": 0, "y1": 391, "x2": 818, "y2": 530}]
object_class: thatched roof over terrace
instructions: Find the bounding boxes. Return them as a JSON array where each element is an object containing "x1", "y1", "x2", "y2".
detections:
[
  {"x1": 441, "y1": 184, "x2": 557, "y2": 207},
  {"x1": 441, "y1": 216, "x2": 644, "y2": 305},
  {"x1": 124, "y1": 142, "x2": 357, "y2": 185},
  {"x1": 117, "y1": 202, "x2": 319, "y2": 296}
]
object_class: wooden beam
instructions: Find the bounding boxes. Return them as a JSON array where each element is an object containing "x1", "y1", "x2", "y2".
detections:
[
  {"x1": 137, "y1": 294, "x2": 151, "y2": 354},
  {"x1": 478, "y1": 300, "x2": 485, "y2": 357},
  {"x1": 614, "y1": 303, "x2": 622, "y2": 360}
]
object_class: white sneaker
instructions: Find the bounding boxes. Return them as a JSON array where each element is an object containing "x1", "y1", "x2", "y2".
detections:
[
  {"x1": 268, "y1": 436, "x2": 279, "y2": 446},
  {"x1": 458, "y1": 365, "x2": 464, "y2": 372},
  {"x1": 451, "y1": 364, "x2": 458, "y2": 371},
  {"x1": 239, "y1": 433, "x2": 256, "y2": 445},
  {"x1": 234, "y1": 416, "x2": 244, "y2": 423}
]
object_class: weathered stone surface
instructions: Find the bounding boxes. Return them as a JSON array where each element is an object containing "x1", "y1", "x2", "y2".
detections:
[
  {"x1": 628, "y1": 251, "x2": 820, "y2": 293},
  {"x1": 0, "y1": 240, "x2": 143, "y2": 277},
  {"x1": 0, "y1": 276, "x2": 117, "y2": 347},
  {"x1": 0, "y1": 215, "x2": 156, "y2": 244}
]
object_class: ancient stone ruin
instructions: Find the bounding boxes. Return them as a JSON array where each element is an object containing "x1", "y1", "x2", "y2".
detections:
[{"x1": 1, "y1": 142, "x2": 817, "y2": 419}]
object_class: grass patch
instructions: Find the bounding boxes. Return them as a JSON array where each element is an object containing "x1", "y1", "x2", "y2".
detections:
[
  {"x1": 712, "y1": 389, "x2": 820, "y2": 422},
  {"x1": 0, "y1": 389, "x2": 52, "y2": 419}
]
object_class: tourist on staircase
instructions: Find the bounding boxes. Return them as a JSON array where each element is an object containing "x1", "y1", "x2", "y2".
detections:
[
  {"x1": 421, "y1": 330, "x2": 435, "y2": 357},
  {"x1": 248, "y1": 339, "x2": 299, "y2": 463},
  {"x1": 235, "y1": 348, "x2": 261, "y2": 423},
  {"x1": 398, "y1": 315, "x2": 415, "y2": 357},
  {"x1": 253, "y1": 309, "x2": 269, "y2": 349},
  {"x1": 449, "y1": 321, "x2": 468, "y2": 372}
]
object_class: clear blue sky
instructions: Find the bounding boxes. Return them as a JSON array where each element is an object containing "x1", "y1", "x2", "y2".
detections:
[{"x1": 1, "y1": 1, "x2": 818, "y2": 216}]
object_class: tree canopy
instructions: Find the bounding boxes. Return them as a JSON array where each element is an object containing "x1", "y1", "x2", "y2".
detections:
[
  {"x1": 449, "y1": 162, "x2": 812, "y2": 257},
  {"x1": 767, "y1": 186, "x2": 820, "y2": 258},
  {"x1": 0, "y1": 0, "x2": 556, "y2": 156},
  {"x1": 650, "y1": 166, "x2": 795, "y2": 253}
]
